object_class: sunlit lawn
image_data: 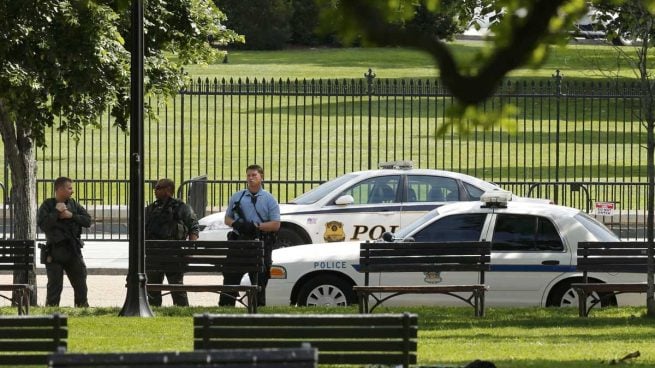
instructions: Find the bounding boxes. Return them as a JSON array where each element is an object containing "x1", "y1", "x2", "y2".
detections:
[{"x1": 3, "y1": 305, "x2": 654, "y2": 367}]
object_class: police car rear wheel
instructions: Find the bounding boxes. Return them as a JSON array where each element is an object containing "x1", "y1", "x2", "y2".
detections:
[
  {"x1": 547, "y1": 281, "x2": 617, "y2": 308},
  {"x1": 296, "y1": 275, "x2": 355, "y2": 307},
  {"x1": 275, "y1": 227, "x2": 305, "y2": 249}
]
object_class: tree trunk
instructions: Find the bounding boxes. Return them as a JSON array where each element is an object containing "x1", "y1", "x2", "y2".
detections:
[{"x1": 0, "y1": 99, "x2": 38, "y2": 305}]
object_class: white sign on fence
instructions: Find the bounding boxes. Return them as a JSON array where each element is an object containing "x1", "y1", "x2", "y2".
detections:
[{"x1": 595, "y1": 202, "x2": 615, "y2": 216}]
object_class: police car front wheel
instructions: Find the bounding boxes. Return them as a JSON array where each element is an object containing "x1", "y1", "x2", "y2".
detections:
[{"x1": 296, "y1": 274, "x2": 356, "y2": 307}]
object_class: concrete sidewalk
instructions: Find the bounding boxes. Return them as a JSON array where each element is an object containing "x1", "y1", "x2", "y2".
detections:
[
  {"x1": 0, "y1": 274, "x2": 227, "y2": 308},
  {"x1": 0, "y1": 241, "x2": 228, "y2": 307}
]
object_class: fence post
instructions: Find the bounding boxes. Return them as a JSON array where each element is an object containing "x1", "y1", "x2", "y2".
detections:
[
  {"x1": 553, "y1": 69, "x2": 563, "y2": 204},
  {"x1": 180, "y1": 85, "x2": 186, "y2": 185},
  {"x1": 365, "y1": 69, "x2": 376, "y2": 170}
]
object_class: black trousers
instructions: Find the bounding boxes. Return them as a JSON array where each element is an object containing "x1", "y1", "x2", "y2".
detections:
[
  {"x1": 218, "y1": 239, "x2": 273, "y2": 307},
  {"x1": 45, "y1": 241, "x2": 88, "y2": 307},
  {"x1": 146, "y1": 271, "x2": 189, "y2": 306}
]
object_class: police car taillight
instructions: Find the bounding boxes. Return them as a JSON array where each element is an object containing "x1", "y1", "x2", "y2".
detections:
[{"x1": 480, "y1": 190, "x2": 512, "y2": 208}]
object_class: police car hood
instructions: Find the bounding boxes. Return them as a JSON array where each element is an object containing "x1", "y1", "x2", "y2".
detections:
[
  {"x1": 198, "y1": 204, "x2": 310, "y2": 227},
  {"x1": 272, "y1": 241, "x2": 360, "y2": 264}
]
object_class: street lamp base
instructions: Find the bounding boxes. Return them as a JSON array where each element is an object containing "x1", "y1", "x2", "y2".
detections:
[{"x1": 119, "y1": 272, "x2": 154, "y2": 317}]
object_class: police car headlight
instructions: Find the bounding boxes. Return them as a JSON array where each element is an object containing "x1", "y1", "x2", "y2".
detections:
[{"x1": 269, "y1": 266, "x2": 287, "y2": 279}]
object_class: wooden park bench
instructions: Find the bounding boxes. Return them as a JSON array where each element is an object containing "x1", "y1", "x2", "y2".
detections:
[
  {"x1": 0, "y1": 239, "x2": 35, "y2": 315},
  {"x1": 194, "y1": 313, "x2": 418, "y2": 368},
  {"x1": 146, "y1": 240, "x2": 264, "y2": 313},
  {"x1": 572, "y1": 241, "x2": 649, "y2": 317},
  {"x1": 353, "y1": 241, "x2": 491, "y2": 316},
  {"x1": 0, "y1": 313, "x2": 67, "y2": 366},
  {"x1": 48, "y1": 347, "x2": 318, "y2": 368}
]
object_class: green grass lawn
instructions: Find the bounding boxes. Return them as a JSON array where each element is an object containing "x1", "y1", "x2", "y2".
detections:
[
  {"x1": 3, "y1": 305, "x2": 654, "y2": 367},
  {"x1": 184, "y1": 41, "x2": 653, "y2": 81}
]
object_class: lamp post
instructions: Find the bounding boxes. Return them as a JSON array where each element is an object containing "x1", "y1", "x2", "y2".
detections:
[{"x1": 119, "y1": 0, "x2": 153, "y2": 317}]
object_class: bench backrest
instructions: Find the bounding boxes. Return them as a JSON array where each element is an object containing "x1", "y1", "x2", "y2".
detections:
[
  {"x1": 359, "y1": 241, "x2": 491, "y2": 285},
  {"x1": 48, "y1": 348, "x2": 318, "y2": 368},
  {"x1": 0, "y1": 240, "x2": 35, "y2": 272},
  {"x1": 194, "y1": 313, "x2": 418, "y2": 367},
  {"x1": 145, "y1": 240, "x2": 264, "y2": 274},
  {"x1": 577, "y1": 241, "x2": 649, "y2": 276},
  {"x1": 0, "y1": 313, "x2": 67, "y2": 366}
]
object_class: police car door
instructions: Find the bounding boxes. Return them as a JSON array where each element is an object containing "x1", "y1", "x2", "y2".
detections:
[
  {"x1": 379, "y1": 212, "x2": 492, "y2": 306},
  {"x1": 323, "y1": 175, "x2": 402, "y2": 243},
  {"x1": 485, "y1": 213, "x2": 572, "y2": 306}
]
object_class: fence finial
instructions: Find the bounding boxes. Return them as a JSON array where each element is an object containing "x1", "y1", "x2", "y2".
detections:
[
  {"x1": 365, "y1": 68, "x2": 376, "y2": 95},
  {"x1": 552, "y1": 69, "x2": 563, "y2": 96}
]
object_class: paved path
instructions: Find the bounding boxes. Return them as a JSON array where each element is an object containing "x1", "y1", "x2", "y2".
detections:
[{"x1": 0, "y1": 241, "x2": 227, "y2": 307}]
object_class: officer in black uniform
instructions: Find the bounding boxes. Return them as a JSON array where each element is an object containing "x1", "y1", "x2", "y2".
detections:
[
  {"x1": 37, "y1": 176, "x2": 92, "y2": 307},
  {"x1": 145, "y1": 178, "x2": 200, "y2": 306},
  {"x1": 219, "y1": 164, "x2": 280, "y2": 307}
]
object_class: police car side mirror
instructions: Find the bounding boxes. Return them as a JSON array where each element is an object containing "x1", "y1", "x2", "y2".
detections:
[
  {"x1": 381, "y1": 231, "x2": 394, "y2": 242},
  {"x1": 334, "y1": 195, "x2": 354, "y2": 205}
]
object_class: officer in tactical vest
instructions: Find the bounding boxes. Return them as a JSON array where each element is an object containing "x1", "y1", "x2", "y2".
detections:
[
  {"x1": 145, "y1": 178, "x2": 200, "y2": 306},
  {"x1": 37, "y1": 176, "x2": 92, "y2": 307},
  {"x1": 219, "y1": 164, "x2": 280, "y2": 307}
]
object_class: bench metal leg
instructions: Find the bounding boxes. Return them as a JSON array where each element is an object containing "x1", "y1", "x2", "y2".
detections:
[
  {"x1": 574, "y1": 289, "x2": 588, "y2": 317},
  {"x1": 16, "y1": 288, "x2": 30, "y2": 315},
  {"x1": 356, "y1": 292, "x2": 369, "y2": 314}
]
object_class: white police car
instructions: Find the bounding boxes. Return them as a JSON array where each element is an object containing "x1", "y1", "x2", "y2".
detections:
[
  {"x1": 199, "y1": 161, "x2": 549, "y2": 247},
  {"x1": 259, "y1": 191, "x2": 644, "y2": 308}
]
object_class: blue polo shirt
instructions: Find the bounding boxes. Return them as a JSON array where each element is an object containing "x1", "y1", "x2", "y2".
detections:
[{"x1": 226, "y1": 188, "x2": 280, "y2": 224}]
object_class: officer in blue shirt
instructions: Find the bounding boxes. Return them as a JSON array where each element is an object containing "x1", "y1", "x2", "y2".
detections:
[{"x1": 219, "y1": 164, "x2": 280, "y2": 307}]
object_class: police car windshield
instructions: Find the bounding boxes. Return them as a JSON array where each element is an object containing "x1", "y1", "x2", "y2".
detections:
[
  {"x1": 393, "y1": 208, "x2": 441, "y2": 239},
  {"x1": 290, "y1": 173, "x2": 359, "y2": 204}
]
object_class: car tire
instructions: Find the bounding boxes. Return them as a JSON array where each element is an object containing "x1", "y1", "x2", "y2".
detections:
[
  {"x1": 296, "y1": 274, "x2": 355, "y2": 307},
  {"x1": 275, "y1": 227, "x2": 305, "y2": 249},
  {"x1": 546, "y1": 281, "x2": 617, "y2": 308}
]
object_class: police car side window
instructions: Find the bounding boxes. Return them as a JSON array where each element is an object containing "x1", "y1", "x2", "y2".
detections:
[
  {"x1": 413, "y1": 214, "x2": 486, "y2": 242},
  {"x1": 492, "y1": 214, "x2": 563, "y2": 252},
  {"x1": 407, "y1": 175, "x2": 459, "y2": 203},
  {"x1": 341, "y1": 176, "x2": 401, "y2": 205}
]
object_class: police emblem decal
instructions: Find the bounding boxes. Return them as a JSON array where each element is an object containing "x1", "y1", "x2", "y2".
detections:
[
  {"x1": 424, "y1": 271, "x2": 442, "y2": 284},
  {"x1": 324, "y1": 221, "x2": 346, "y2": 242}
]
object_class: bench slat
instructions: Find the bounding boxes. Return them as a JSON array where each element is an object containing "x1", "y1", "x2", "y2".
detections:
[
  {"x1": 578, "y1": 241, "x2": 646, "y2": 249},
  {"x1": 363, "y1": 264, "x2": 489, "y2": 273},
  {"x1": 194, "y1": 313, "x2": 418, "y2": 326},
  {"x1": 198, "y1": 327, "x2": 415, "y2": 339},
  {"x1": 195, "y1": 340, "x2": 417, "y2": 352}
]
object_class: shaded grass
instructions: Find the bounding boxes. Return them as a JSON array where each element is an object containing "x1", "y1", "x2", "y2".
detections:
[{"x1": 2, "y1": 305, "x2": 653, "y2": 367}]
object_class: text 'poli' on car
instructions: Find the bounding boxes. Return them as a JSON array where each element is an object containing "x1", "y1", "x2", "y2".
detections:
[
  {"x1": 259, "y1": 191, "x2": 643, "y2": 309},
  {"x1": 199, "y1": 161, "x2": 549, "y2": 248}
]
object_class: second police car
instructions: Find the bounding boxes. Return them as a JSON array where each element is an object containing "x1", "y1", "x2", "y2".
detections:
[
  {"x1": 199, "y1": 161, "x2": 549, "y2": 247},
  {"x1": 255, "y1": 191, "x2": 644, "y2": 308}
]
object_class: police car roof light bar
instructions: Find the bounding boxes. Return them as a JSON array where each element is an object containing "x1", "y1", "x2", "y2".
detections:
[
  {"x1": 480, "y1": 190, "x2": 512, "y2": 209},
  {"x1": 378, "y1": 160, "x2": 414, "y2": 170}
]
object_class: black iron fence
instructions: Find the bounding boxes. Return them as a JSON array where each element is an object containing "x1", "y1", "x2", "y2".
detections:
[{"x1": 0, "y1": 70, "x2": 649, "y2": 239}]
